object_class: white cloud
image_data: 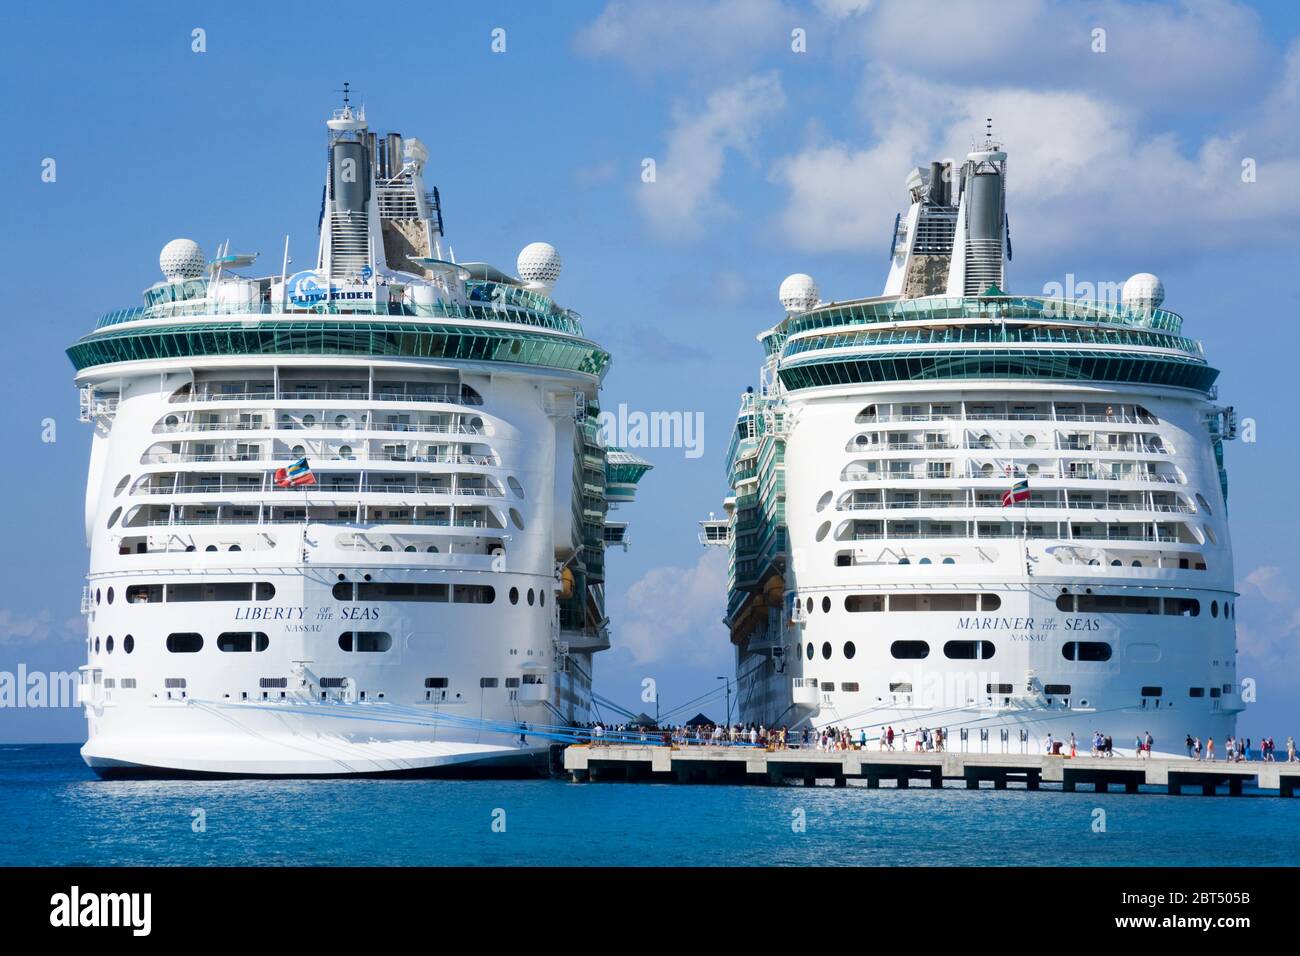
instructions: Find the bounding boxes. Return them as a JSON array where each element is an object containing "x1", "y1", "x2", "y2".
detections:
[
  {"x1": 772, "y1": 60, "x2": 1300, "y2": 262},
  {"x1": 0, "y1": 608, "x2": 80, "y2": 646},
  {"x1": 614, "y1": 547, "x2": 731, "y2": 667},
  {"x1": 639, "y1": 72, "x2": 787, "y2": 237},
  {"x1": 575, "y1": 0, "x2": 791, "y2": 76},
  {"x1": 843, "y1": 0, "x2": 1271, "y2": 111},
  {"x1": 813, "y1": 0, "x2": 874, "y2": 18}
]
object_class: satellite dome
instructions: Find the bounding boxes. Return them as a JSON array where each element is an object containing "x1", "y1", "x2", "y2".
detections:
[
  {"x1": 1122, "y1": 273, "x2": 1165, "y2": 311},
  {"x1": 516, "y1": 242, "x2": 562, "y2": 290},
  {"x1": 160, "y1": 238, "x2": 205, "y2": 282},
  {"x1": 779, "y1": 273, "x2": 819, "y2": 313}
]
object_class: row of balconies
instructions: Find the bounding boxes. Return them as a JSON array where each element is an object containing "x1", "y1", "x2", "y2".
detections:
[
  {"x1": 141, "y1": 440, "x2": 499, "y2": 467},
  {"x1": 856, "y1": 401, "x2": 1158, "y2": 426},
  {"x1": 173, "y1": 380, "x2": 483, "y2": 406},
  {"x1": 841, "y1": 463, "x2": 1181, "y2": 483},
  {"x1": 847, "y1": 434, "x2": 1170, "y2": 454}
]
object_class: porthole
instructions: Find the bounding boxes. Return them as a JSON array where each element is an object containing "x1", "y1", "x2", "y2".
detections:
[
  {"x1": 335, "y1": 415, "x2": 349, "y2": 427},
  {"x1": 816, "y1": 491, "x2": 832, "y2": 512},
  {"x1": 94, "y1": 637, "x2": 100, "y2": 653},
  {"x1": 1211, "y1": 600, "x2": 1218, "y2": 618},
  {"x1": 1062, "y1": 641, "x2": 1112, "y2": 662},
  {"x1": 527, "y1": 589, "x2": 535, "y2": 606},
  {"x1": 95, "y1": 588, "x2": 101, "y2": 605},
  {"x1": 815, "y1": 521, "x2": 830, "y2": 542},
  {"x1": 405, "y1": 545, "x2": 416, "y2": 553},
  {"x1": 854, "y1": 434, "x2": 869, "y2": 446},
  {"x1": 980, "y1": 434, "x2": 993, "y2": 448},
  {"x1": 944, "y1": 640, "x2": 995, "y2": 660},
  {"x1": 821, "y1": 596, "x2": 831, "y2": 613},
  {"x1": 165, "y1": 633, "x2": 203, "y2": 653},
  {"x1": 1132, "y1": 560, "x2": 1142, "y2": 567},
  {"x1": 105, "y1": 635, "x2": 114, "y2": 654},
  {"x1": 106, "y1": 587, "x2": 115, "y2": 605},
  {"x1": 942, "y1": 557, "x2": 955, "y2": 565},
  {"x1": 507, "y1": 476, "x2": 525, "y2": 498},
  {"x1": 123, "y1": 634, "x2": 134, "y2": 654},
  {"x1": 821, "y1": 641, "x2": 832, "y2": 660},
  {"x1": 113, "y1": 475, "x2": 131, "y2": 496},
  {"x1": 919, "y1": 557, "x2": 931, "y2": 565},
  {"x1": 1026, "y1": 463, "x2": 1039, "y2": 476},
  {"x1": 164, "y1": 415, "x2": 179, "y2": 428},
  {"x1": 981, "y1": 463, "x2": 994, "y2": 477},
  {"x1": 1111, "y1": 559, "x2": 1122, "y2": 567},
  {"x1": 1022, "y1": 435, "x2": 1037, "y2": 448},
  {"x1": 806, "y1": 597, "x2": 813, "y2": 614},
  {"x1": 292, "y1": 445, "x2": 306, "y2": 457},
  {"x1": 898, "y1": 558, "x2": 910, "y2": 565},
  {"x1": 844, "y1": 641, "x2": 856, "y2": 660},
  {"x1": 339, "y1": 445, "x2": 353, "y2": 457},
  {"x1": 540, "y1": 590, "x2": 545, "y2": 608},
  {"x1": 229, "y1": 545, "x2": 241, "y2": 552},
  {"x1": 205, "y1": 545, "x2": 218, "y2": 552},
  {"x1": 891, "y1": 641, "x2": 929, "y2": 660},
  {"x1": 107, "y1": 507, "x2": 121, "y2": 529},
  {"x1": 805, "y1": 643, "x2": 813, "y2": 661},
  {"x1": 338, "y1": 631, "x2": 392, "y2": 653},
  {"x1": 509, "y1": 587, "x2": 519, "y2": 605},
  {"x1": 509, "y1": 508, "x2": 525, "y2": 530},
  {"x1": 426, "y1": 545, "x2": 438, "y2": 553}
]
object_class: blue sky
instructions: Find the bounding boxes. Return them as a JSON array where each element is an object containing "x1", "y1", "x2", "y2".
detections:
[{"x1": 1, "y1": 0, "x2": 1298, "y2": 742}]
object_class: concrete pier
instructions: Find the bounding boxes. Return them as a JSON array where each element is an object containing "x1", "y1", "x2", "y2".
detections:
[{"x1": 564, "y1": 745, "x2": 1300, "y2": 797}]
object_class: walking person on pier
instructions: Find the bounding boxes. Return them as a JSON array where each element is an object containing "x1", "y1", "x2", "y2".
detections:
[
  {"x1": 887, "y1": 725, "x2": 895, "y2": 751},
  {"x1": 1206, "y1": 737, "x2": 1216, "y2": 762},
  {"x1": 1069, "y1": 732, "x2": 1077, "y2": 757},
  {"x1": 1288, "y1": 736, "x2": 1297, "y2": 762},
  {"x1": 1185, "y1": 733, "x2": 1194, "y2": 758}
]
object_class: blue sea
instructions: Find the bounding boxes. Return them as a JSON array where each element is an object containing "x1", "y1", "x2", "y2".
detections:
[{"x1": 2, "y1": 743, "x2": 1298, "y2": 866}]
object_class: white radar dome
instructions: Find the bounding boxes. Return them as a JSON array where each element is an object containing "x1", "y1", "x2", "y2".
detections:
[
  {"x1": 779, "y1": 273, "x2": 819, "y2": 313},
  {"x1": 1122, "y1": 272, "x2": 1165, "y2": 311},
  {"x1": 160, "y1": 238, "x2": 206, "y2": 282},
  {"x1": 517, "y1": 242, "x2": 562, "y2": 290}
]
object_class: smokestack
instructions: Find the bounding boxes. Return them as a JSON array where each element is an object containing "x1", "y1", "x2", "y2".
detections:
[
  {"x1": 386, "y1": 133, "x2": 403, "y2": 178},
  {"x1": 928, "y1": 161, "x2": 944, "y2": 205}
]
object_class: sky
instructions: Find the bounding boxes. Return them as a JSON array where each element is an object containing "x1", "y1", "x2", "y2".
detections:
[{"x1": 1, "y1": 0, "x2": 1298, "y2": 743}]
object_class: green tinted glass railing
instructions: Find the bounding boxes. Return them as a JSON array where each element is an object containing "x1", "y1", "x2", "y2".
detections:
[
  {"x1": 94, "y1": 295, "x2": 584, "y2": 336},
  {"x1": 779, "y1": 295, "x2": 1184, "y2": 336},
  {"x1": 779, "y1": 348, "x2": 1218, "y2": 393},
  {"x1": 782, "y1": 324, "x2": 1203, "y2": 358},
  {"x1": 68, "y1": 321, "x2": 610, "y2": 377}
]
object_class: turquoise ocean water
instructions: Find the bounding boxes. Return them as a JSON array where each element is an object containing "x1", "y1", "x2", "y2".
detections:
[{"x1": 3, "y1": 744, "x2": 1298, "y2": 866}]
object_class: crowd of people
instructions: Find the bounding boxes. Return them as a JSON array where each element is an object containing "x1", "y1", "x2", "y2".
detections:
[
  {"x1": 1182, "y1": 733, "x2": 1296, "y2": 762},
  {"x1": 574, "y1": 720, "x2": 1298, "y2": 763}
]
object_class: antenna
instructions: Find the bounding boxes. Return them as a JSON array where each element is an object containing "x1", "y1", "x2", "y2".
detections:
[{"x1": 336, "y1": 81, "x2": 353, "y2": 107}]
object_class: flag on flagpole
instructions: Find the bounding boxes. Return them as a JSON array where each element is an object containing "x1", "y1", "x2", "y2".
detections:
[
  {"x1": 274, "y1": 457, "x2": 316, "y2": 488},
  {"x1": 1001, "y1": 477, "x2": 1029, "y2": 507}
]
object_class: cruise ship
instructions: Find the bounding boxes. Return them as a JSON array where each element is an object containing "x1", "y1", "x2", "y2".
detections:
[
  {"x1": 69, "y1": 94, "x2": 649, "y2": 777},
  {"x1": 705, "y1": 131, "x2": 1242, "y2": 757}
]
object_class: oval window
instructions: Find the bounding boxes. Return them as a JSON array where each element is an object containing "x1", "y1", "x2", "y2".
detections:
[
  {"x1": 510, "y1": 508, "x2": 525, "y2": 530},
  {"x1": 821, "y1": 596, "x2": 831, "y2": 613},
  {"x1": 844, "y1": 641, "x2": 856, "y2": 659},
  {"x1": 815, "y1": 521, "x2": 830, "y2": 542},
  {"x1": 805, "y1": 643, "x2": 813, "y2": 661},
  {"x1": 508, "y1": 476, "x2": 525, "y2": 498},
  {"x1": 821, "y1": 642, "x2": 832, "y2": 660},
  {"x1": 114, "y1": 475, "x2": 131, "y2": 496},
  {"x1": 107, "y1": 507, "x2": 121, "y2": 529},
  {"x1": 509, "y1": 587, "x2": 519, "y2": 605},
  {"x1": 124, "y1": 634, "x2": 135, "y2": 654},
  {"x1": 105, "y1": 635, "x2": 114, "y2": 654},
  {"x1": 106, "y1": 587, "x2": 115, "y2": 605},
  {"x1": 816, "y1": 491, "x2": 832, "y2": 512}
]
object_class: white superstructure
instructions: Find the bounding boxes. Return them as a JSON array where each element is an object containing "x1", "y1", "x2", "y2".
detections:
[
  {"x1": 710, "y1": 130, "x2": 1242, "y2": 757},
  {"x1": 69, "y1": 94, "x2": 649, "y2": 777}
]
